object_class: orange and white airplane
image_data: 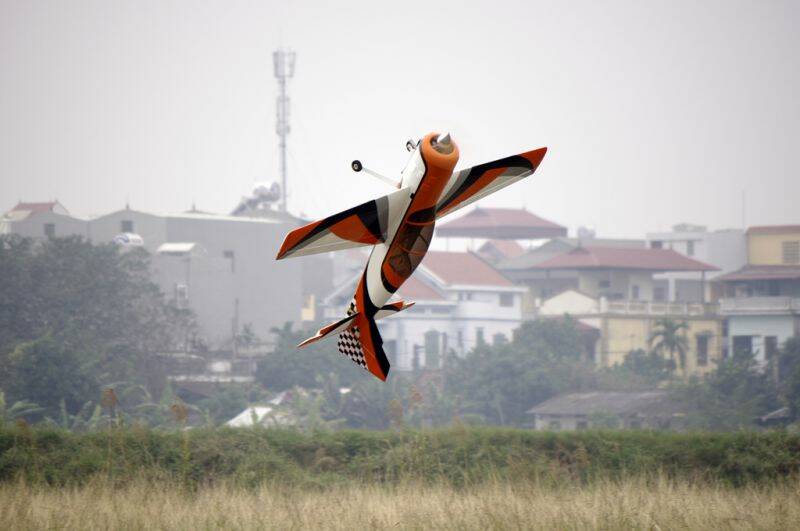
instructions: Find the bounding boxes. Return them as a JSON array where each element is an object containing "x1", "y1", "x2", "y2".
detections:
[{"x1": 276, "y1": 132, "x2": 547, "y2": 381}]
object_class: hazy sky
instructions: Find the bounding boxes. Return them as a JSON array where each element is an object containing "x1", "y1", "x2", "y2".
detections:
[{"x1": 1, "y1": 0, "x2": 798, "y2": 237}]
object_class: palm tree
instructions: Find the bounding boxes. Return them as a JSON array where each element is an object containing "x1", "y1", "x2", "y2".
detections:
[{"x1": 648, "y1": 318, "x2": 690, "y2": 375}]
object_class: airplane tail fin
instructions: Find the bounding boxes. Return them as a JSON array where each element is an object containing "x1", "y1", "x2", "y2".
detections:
[{"x1": 297, "y1": 300, "x2": 414, "y2": 381}]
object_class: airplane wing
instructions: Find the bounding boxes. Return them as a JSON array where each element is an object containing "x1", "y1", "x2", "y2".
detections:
[
  {"x1": 276, "y1": 187, "x2": 410, "y2": 260},
  {"x1": 435, "y1": 147, "x2": 547, "y2": 219}
]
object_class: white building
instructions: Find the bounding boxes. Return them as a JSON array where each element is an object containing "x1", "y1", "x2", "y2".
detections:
[
  {"x1": 87, "y1": 207, "x2": 303, "y2": 346},
  {"x1": 716, "y1": 225, "x2": 800, "y2": 364},
  {"x1": 0, "y1": 201, "x2": 87, "y2": 238},
  {"x1": 646, "y1": 224, "x2": 747, "y2": 302},
  {"x1": 2, "y1": 201, "x2": 304, "y2": 349},
  {"x1": 322, "y1": 251, "x2": 525, "y2": 371}
]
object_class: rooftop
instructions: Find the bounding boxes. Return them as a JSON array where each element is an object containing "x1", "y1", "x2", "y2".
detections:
[
  {"x1": 527, "y1": 391, "x2": 677, "y2": 417},
  {"x1": 4, "y1": 200, "x2": 69, "y2": 221},
  {"x1": 396, "y1": 275, "x2": 445, "y2": 301},
  {"x1": 437, "y1": 207, "x2": 567, "y2": 239},
  {"x1": 478, "y1": 239, "x2": 525, "y2": 260},
  {"x1": 715, "y1": 265, "x2": 800, "y2": 282},
  {"x1": 531, "y1": 246, "x2": 719, "y2": 272},
  {"x1": 421, "y1": 251, "x2": 513, "y2": 286},
  {"x1": 747, "y1": 225, "x2": 800, "y2": 235}
]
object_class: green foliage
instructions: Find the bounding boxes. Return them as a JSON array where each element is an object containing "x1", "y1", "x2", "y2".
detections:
[
  {"x1": 0, "y1": 426, "x2": 798, "y2": 488},
  {"x1": 0, "y1": 391, "x2": 43, "y2": 428},
  {"x1": 442, "y1": 318, "x2": 595, "y2": 426},
  {"x1": 621, "y1": 348, "x2": 674, "y2": 383},
  {"x1": 255, "y1": 322, "x2": 374, "y2": 391},
  {"x1": 775, "y1": 337, "x2": 800, "y2": 420},
  {"x1": 675, "y1": 350, "x2": 779, "y2": 430},
  {"x1": 648, "y1": 318, "x2": 690, "y2": 373},
  {"x1": 5, "y1": 337, "x2": 96, "y2": 418},
  {"x1": 0, "y1": 235, "x2": 195, "y2": 415}
]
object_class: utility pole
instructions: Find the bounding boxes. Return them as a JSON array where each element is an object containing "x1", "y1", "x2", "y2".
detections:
[{"x1": 273, "y1": 49, "x2": 296, "y2": 213}]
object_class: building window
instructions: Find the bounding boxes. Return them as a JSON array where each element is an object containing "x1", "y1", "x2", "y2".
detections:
[
  {"x1": 492, "y1": 333, "x2": 507, "y2": 346},
  {"x1": 43, "y1": 223, "x2": 55, "y2": 238},
  {"x1": 476, "y1": 327, "x2": 485, "y2": 346},
  {"x1": 732, "y1": 335, "x2": 753, "y2": 357},
  {"x1": 696, "y1": 334, "x2": 709, "y2": 366},
  {"x1": 121, "y1": 220, "x2": 134, "y2": 233},
  {"x1": 598, "y1": 280, "x2": 611, "y2": 289},
  {"x1": 499, "y1": 293, "x2": 514, "y2": 307},
  {"x1": 223, "y1": 250, "x2": 236, "y2": 272},
  {"x1": 686, "y1": 240, "x2": 695, "y2": 256},
  {"x1": 654, "y1": 287, "x2": 666, "y2": 301},
  {"x1": 631, "y1": 285, "x2": 640, "y2": 300},
  {"x1": 650, "y1": 241, "x2": 663, "y2": 249},
  {"x1": 782, "y1": 241, "x2": 800, "y2": 265},
  {"x1": 765, "y1": 336, "x2": 778, "y2": 361},
  {"x1": 424, "y1": 330, "x2": 440, "y2": 368}
]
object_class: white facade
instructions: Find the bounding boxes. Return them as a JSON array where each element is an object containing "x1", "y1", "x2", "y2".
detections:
[
  {"x1": 646, "y1": 226, "x2": 746, "y2": 302},
  {"x1": 322, "y1": 258, "x2": 525, "y2": 371},
  {"x1": 720, "y1": 297, "x2": 800, "y2": 364},
  {"x1": 87, "y1": 209, "x2": 303, "y2": 346}
]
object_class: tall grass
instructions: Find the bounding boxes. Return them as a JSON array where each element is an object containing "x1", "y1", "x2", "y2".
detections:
[{"x1": 1, "y1": 476, "x2": 798, "y2": 530}]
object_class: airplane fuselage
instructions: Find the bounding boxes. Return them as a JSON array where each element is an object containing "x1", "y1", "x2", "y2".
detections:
[{"x1": 352, "y1": 132, "x2": 460, "y2": 319}]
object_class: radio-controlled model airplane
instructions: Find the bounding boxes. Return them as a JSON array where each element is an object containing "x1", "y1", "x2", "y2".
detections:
[{"x1": 276, "y1": 132, "x2": 547, "y2": 381}]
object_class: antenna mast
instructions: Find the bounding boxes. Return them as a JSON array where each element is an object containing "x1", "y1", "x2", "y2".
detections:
[{"x1": 273, "y1": 48, "x2": 296, "y2": 213}]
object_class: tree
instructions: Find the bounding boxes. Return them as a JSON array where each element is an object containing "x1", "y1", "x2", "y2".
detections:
[
  {"x1": 675, "y1": 349, "x2": 779, "y2": 430},
  {"x1": 442, "y1": 318, "x2": 595, "y2": 426},
  {"x1": 0, "y1": 235, "x2": 196, "y2": 412},
  {"x1": 622, "y1": 348, "x2": 674, "y2": 383},
  {"x1": 6, "y1": 336, "x2": 96, "y2": 418},
  {"x1": 775, "y1": 337, "x2": 800, "y2": 420},
  {"x1": 255, "y1": 322, "x2": 374, "y2": 391},
  {"x1": 648, "y1": 318, "x2": 689, "y2": 374}
]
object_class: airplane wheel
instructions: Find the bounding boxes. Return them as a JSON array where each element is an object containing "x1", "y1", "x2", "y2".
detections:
[{"x1": 351, "y1": 160, "x2": 362, "y2": 172}]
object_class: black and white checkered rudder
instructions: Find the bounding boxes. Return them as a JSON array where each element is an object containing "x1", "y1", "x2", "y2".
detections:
[{"x1": 337, "y1": 325, "x2": 368, "y2": 371}]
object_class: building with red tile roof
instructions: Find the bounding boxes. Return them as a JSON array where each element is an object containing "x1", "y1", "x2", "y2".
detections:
[
  {"x1": 437, "y1": 207, "x2": 567, "y2": 239},
  {"x1": 478, "y1": 239, "x2": 525, "y2": 262},
  {"x1": 420, "y1": 251, "x2": 513, "y2": 286},
  {"x1": 531, "y1": 246, "x2": 719, "y2": 273},
  {"x1": 322, "y1": 250, "x2": 525, "y2": 371}
]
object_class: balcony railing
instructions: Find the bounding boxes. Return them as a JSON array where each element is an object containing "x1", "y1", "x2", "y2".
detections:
[
  {"x1": 719, "y1": 297, "x2": 800, "y2": 315},
  {"x1": 600, "y1": 299, "x2": 717, "y2": 316}
]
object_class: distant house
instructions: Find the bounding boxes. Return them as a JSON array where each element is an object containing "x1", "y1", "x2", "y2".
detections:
[
  {"x1": 322, "y1": 251, "x2": 525, "y2": 370},
  {"x1": 535, "y1": 287, "x2": 722, "y2": 375},
  {"x1": 498, "y1": 237, "x2": 647, "y2": 310},
  {"x1": 646, "y1": 224, "x2": 747, "y2": 302},
  {"x1": 527, "y1": 391, "x2": 684, "y2": 431},
  {"x1": 716, "y1": 225, "x2": 800, "y2": 364},
  {"x1": 436, "y1": 206, "x2": 567, "y2": 241},
  {"x1": 477, "y1": 239, "x2": 525, "y2": 263},
  {"x1": 1, "y1": 200, "x2": 87, "y2": 238},
  {"x1": 87, "y1": 206, "x2": 303, "y2": 347}
]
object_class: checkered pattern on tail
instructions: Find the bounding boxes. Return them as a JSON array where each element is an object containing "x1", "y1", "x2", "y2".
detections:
[{"x1": 337, "y1": 325, "x2": 368, "y2": 371}]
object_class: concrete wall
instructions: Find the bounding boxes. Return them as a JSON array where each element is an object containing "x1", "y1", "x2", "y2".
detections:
[
  {"x1": 164, "y1": 214, "x2": 302, "y2": 345},
  {"x1": 4, "y1": 212, "x2": 88, "y2": 239},
  {"x1": 728, "y1": 314, "x2": 798, "y2": 364},
  {"x1": 578, "y1": 270, "x2": 654, "y2": 301},
  {"x1": 748, "y1": 231, "x2": 800, "y2": 265},
  {"x1": 88, "y1": 210, "x2": 167, "y2": 250},
  {"x1": 602, "y1": 316, "x2": 721, "y2": 375}
]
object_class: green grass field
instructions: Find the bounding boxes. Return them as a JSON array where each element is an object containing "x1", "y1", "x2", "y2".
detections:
[{"x1": 2, "y1": 426, "x2": 799, "y2": 529}]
